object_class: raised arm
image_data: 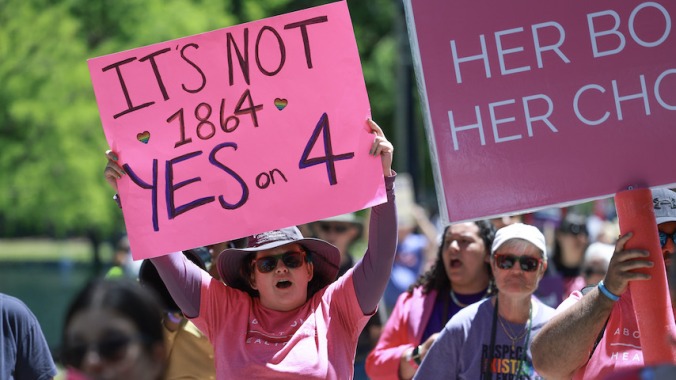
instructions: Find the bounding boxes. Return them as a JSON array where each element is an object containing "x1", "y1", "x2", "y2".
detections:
[
  {"x1": 150, "y1": 253, "x2": 204, "y2": 318},
  {"x1": 531, "y1": 233, "x2": 652, "y2": 379},
  {"x1": 104, "y1": 151, "x2": 204, "y2": 318},
  {"x1": 352, "y1": 119, "x2": 397, "y2": 314}
]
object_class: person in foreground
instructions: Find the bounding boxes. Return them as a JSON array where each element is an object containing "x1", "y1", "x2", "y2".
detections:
[
  {"x1": 365, "y1": 220, "x2": 496, "y2": 380},
  {"x1": 531, "y1": 188, "x2": 676, "y2": 379},
  {"x1": 413, "y1": 223, "x2": 556, "y2": 379},
  {"x1": 61, "y1": 279, "x2": 167, "y2": 380},
  {"x1": 103, "y1": 119, "x2": 396, "y2": 379},
  {"x1": 0, "y1": 292, "x2": 57, "y2": 380}
]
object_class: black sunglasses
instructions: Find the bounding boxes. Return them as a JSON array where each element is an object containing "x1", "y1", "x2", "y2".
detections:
[
  {"x1": 62, "y1": 334, "x2": 142, "y2": 369},
  {"x1": 659, "y1": 231, "x2": 676, "y2": 248},
  {"x1": 253, "y1": 251, "x2": 306, "y2": 273},
  {"x1": 494, "y1": 254, "x2": 542, "y2": 272},
  {"x1": 318, "y1": 223, "x2": 349, "y2": 234}
]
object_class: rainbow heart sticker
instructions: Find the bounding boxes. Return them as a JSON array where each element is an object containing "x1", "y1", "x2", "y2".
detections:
[
  {"x1": 137, "y1": 131, "x2": 150, "y2": 144},
  {"x1": 274, "y1": 98, "x2": 288, "y2": 111}
]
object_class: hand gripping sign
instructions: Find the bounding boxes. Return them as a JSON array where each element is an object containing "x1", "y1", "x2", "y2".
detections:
[{"x1": 88, "y1": 2, "x2": 385, "y2": 259}]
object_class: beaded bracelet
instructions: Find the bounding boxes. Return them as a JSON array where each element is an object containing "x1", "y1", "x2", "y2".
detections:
[{"x1": 598, "y1": 280, "x2": 620, "y2": 302}]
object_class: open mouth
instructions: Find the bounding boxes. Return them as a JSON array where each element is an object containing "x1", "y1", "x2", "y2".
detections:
[
  {"x1": 276, "y1": 280, "x2": 292, "y2": 289},
  {"x1": 450, "y1": 259, "x2": 462, "y2": 268}
]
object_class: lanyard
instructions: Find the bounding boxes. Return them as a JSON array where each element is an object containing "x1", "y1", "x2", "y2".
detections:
[
  {"x1": 483, "y1": 297, "x2": 533, "y2": 379},
  {"x1": 483, "y1": 297, "x2": 499, "y2": 379}
]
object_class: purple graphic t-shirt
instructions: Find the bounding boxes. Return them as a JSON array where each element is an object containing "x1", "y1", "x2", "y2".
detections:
[{"x1": 414, "y1": 297, "x2": 555, "y2": 380}]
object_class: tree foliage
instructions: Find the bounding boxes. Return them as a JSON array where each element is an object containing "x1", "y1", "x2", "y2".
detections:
[{"x1": 0, "y1": 0, "x2": 419, "y2": 241}]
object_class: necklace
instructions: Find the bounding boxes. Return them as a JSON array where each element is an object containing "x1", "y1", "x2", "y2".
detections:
[
  {"x1": 482, "y1": 297, "x2": 537, "y2": 379},
  {"x1": 498, "y1": 315, "x2": 529, "y2": 351},
  {"x1": 497, "y1": 301, "x2": 533, "y2": 351},
  {"x1": 450, "y1": 288, "x2": 488, "y2": 308}
]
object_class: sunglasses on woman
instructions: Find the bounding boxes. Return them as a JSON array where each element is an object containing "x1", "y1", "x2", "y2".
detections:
[
  {"x1": 494, "y1": 254, "x2": 542, "y2": 272},
  {"x1": 253, "y1": 250, "x2": 307, "y2": 273},
  {"x1": 62, "y1": 333, "x2": 143, "y2": 369},
  {"x1": 659, "y1": 231, "x2": 676, "y2": 248}
]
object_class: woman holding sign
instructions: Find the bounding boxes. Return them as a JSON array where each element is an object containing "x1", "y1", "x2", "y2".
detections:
[{"x1": 103, "y1": 119, "x2": 396, "y2": 379}]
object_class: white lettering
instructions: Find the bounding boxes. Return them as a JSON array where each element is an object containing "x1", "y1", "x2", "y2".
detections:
[
  {"x1": 612, "y1": 75, "x2": 650, "y2": 120},
  {"x1": 629, "y1": 2, "x2": 671, "y2": 48},
  {"x1": 574, "y1": 84, "x2": 610, "y2": 126},
  {"x1": 531, "y1": 21, "x2": 571, "y2": 68},
  {"x1": 450, "y1": 35, "x2": 491, "y2": 84},
  {"x1": 588, "y1": 2, "x2": 672, "y2": 58},
  {"x1": 495, "y1": 27, "x2": 530, "y2": 75},
  {"x1": 490, "y1": 99, "x2": 521, "y2": 143},
  {"x1": 588, "y1": 10, "x2": 625, "y2": 57},
  {"x1": 449, "y1": 106, "x2": 485, "y2": 150},
  {"x1": 449, "y1": 93, "x2": 560, "y2": 150},
  {"x1": 523, "y1": 94, "x2": 557, "y2": 136},
  {"x1": 655, "y1": 69, "x2": 676, "y2": 110}
]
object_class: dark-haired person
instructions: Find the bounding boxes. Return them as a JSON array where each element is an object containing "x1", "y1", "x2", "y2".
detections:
[
  {"x1": 103, "y1": 119, "x2": 397, "y2": 379},
  {"x1": 532, "y1": 188, "x2": 676, "y2": 379},
  {"x1": 550, "y1": 213, "x2": 590, "y2": 299},
  {"x1": 0, "y1": 292, "x2": 57, "y2": 380},
  {"x1": 365, "y1": 221, "x2": 496, "y2": 380},
  {"x1": 414, "y1": 223, "x2": 556, "y2": 379},
  {"x1": 61, "y1": 279, "x2": 167, "y2": 380},
  {"x1": 139, "y1": 249, "x2": 216, "y2": 380}
]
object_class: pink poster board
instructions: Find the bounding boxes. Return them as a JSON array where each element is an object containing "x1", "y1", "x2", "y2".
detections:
[
  {"x1": 88, "y1": 1, "x2": 385, "y2": 259},
  {"x1": 404, "y1": 0, "x2": 676, "y2": 223}
]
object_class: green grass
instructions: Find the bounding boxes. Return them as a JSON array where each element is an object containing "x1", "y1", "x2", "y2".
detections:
[{"x1": 0, "y1": 238, "x2": 111, "y2": 262}]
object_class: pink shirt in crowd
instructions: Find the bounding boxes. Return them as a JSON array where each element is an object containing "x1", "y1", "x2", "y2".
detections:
[
  {"x1": 558, "y1": 290, "x2": 675, "y2": 379},
  {"x1": 192, "y1": 268, "x2": 370, "y2": 379}
]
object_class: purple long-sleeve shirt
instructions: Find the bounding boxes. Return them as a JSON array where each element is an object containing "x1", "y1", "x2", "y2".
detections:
[{"x1": 151, "y1": 174, "x2": 397, "y2": 317}]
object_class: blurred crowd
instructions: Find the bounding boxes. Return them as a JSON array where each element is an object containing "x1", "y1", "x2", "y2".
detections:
[{"x1": 3, "y1": 173, "x2": 675, "y2": 380}]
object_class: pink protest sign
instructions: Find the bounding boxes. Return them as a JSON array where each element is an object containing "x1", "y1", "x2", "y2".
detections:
[
  {"x1": 404, "y1": 0, "x2": 676, "y2": 223},
  {"x1": 88, "y1": 1, "x2": 385, "y2": 259}
]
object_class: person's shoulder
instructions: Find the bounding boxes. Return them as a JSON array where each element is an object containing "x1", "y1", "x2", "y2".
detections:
[
  {"x1": 406, "y1": 285, "x2": 430, "y2": 300},
  {"x1": 446, "y1": 298, "x2": 490, "y2": 327},
  {"x1": 0, "y1": 293, "x2": 32, "y2": 315},
  {"x1": 554, "y1": 289, "x2": 584, "y2": 313},
  {"x1": 534, "y1": 297, "x2": 557, "y2": 318}
]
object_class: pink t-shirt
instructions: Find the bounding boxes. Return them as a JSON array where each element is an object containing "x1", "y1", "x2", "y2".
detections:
[
  {"x1": 561, "y1": 290, "x2": 643, "y2": 379},
  {"x1": 192, "y1": 268, "x2": 370, "y2": 379}
]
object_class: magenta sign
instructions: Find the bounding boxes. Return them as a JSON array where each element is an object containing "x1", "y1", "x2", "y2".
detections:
[{"x1": 404, "y1": 0, "x2": 676, "y2": 223}]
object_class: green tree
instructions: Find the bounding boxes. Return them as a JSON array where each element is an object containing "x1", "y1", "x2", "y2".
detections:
[{"x1": 0, "y1": 0, "x2": 432, "y2": 266}]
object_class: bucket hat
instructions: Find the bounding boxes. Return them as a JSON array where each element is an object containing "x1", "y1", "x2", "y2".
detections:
[{"x1": 217, "y1": 226, "x2": 340, "y2": 295}]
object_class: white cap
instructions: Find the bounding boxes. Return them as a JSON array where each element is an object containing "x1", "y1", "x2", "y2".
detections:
[
  {"x1": 492, "y1": 223, "x2": 546, "y2": 256},
  {"x1": 584, "y1": 242, "x2": 614, "y2": 265},
  {"x1": 653, "y1": 188, "x2": 676, "y2": 225}
]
